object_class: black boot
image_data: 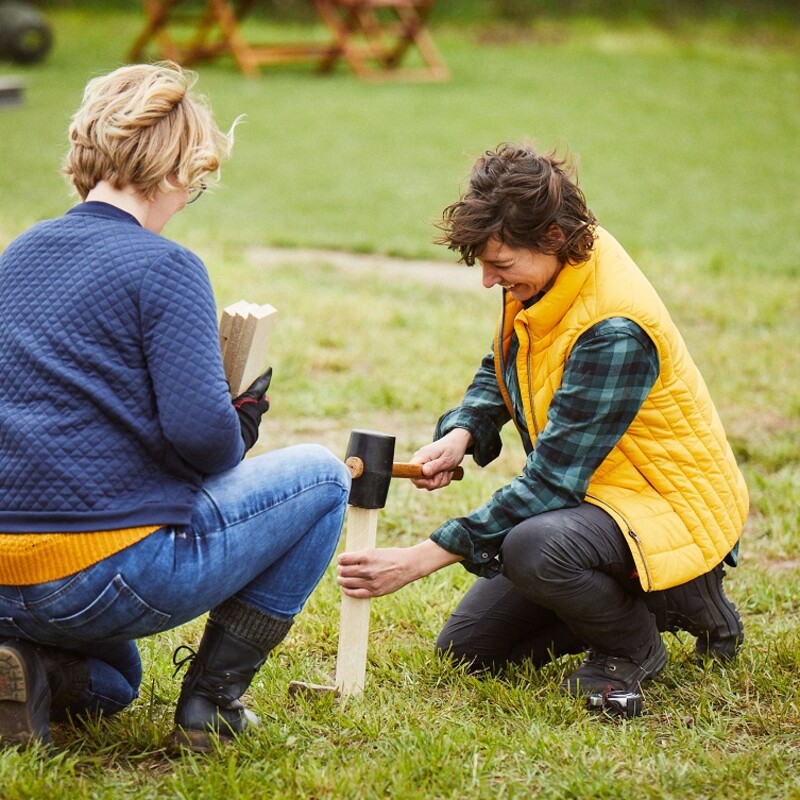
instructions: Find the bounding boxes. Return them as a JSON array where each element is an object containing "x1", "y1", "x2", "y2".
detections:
[
  {"x1": 663, "y1": 563, "x2": 744, "y2": 661},
  {"x1": 560, "y1": 634, "x2": 668, "y2": 696},
  {"x1": 170, "y1": 599, "x2": 293, "y2": 753},
  {"x1": 0, "y1": 640, "x2": 51, "y2": 747},
  {"x1": 0, "y1": 640, "x2": 91, "y2": 748}
]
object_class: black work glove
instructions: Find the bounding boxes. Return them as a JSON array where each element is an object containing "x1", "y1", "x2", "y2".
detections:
[{"x1": 232, "y1": 367, "x2": 272, "y2": 452}]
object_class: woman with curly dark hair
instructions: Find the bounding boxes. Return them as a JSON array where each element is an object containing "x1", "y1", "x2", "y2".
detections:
[{"x1": 338, "y1": 142, "x2": 748, "y2": 699}]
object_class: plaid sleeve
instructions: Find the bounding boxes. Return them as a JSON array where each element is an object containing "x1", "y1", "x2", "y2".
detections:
[
  {"x1": 430, "y1": 318, "x2": 659, "y2": 577},
  {"x1": 434, "y1": 348, "x2": 511, "y2": 466}
]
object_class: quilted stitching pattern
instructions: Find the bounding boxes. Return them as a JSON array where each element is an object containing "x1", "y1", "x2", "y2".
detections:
[{"x1": 0, "y1": 203, "x2": 244, "y2": 531}]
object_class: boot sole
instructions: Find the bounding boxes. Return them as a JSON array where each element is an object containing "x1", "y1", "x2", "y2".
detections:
[
  {"x1": 0, "y1": 648, "x2": 27, "y2": 703},
  {"x1": 669, "y1": 565, "x2": 745, "y2": 660},
  {"x1": 647, "y1": 641, "x2": 669, "y2": 679},
  {"x1": 169, "y1": 726, "x2": 233, "y2": 754},
  {"x1": 0, "y1": 643, "x2": 51, "y2": 746},
  {"x1": 697, "y1": 571, "x2": 745, "y2": 661}
]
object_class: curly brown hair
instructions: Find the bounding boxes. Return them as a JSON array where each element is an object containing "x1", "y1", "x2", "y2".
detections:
[{"x1": 435, "y1": 143, "x2": 597, "y2": 266}]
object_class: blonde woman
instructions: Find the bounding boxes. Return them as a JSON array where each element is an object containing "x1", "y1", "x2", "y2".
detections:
[{"x1": 0, "y1": 63, "x2": 349, "y2": 751}]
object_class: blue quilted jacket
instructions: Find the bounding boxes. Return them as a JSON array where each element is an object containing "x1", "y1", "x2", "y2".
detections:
[{"x1": 0, "y1": 202, "x2": 244, "y2": 532}]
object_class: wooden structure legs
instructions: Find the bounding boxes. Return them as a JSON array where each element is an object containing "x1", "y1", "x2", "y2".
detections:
[
  {"x1": 315, "y1": 0, "x2": 448, "y2": 82},
  {"x1": 128, "y1": 0, "x2": 448, "y2": 81},
  {"x1": 128, "y1": 0, "x2": 331, "y2": 78}
]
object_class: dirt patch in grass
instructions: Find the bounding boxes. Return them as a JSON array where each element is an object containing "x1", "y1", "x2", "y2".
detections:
[
  {"x1": 255, "y1": 410, "x2": 440, "y2": 458},
  {"x1": 762, "y1": 557, "x2": 800, "y2": 574},
  {"x1": 246, "y1": 246, "x2": 481, "y2": 293},
  {"x1": 724, "y1": 408, "x2": 799, "y2": 441}
]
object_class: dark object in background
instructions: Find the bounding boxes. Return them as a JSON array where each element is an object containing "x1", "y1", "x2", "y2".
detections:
[
  {"x1": 0, "y1": 75, "x2": 24, "y2": 106},
  {"x1": 0, "y1": 0, "x2": 53, "y2": 64}
]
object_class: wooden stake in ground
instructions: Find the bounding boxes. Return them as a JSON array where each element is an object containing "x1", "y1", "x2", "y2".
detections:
[
  {"x1": 288, "y1": 429, "x2": 395, "y2": 700},
  {"x1": 334, "y1": 502, "x2": 379, "y2": 697},
  {"x1": 219, "y1": 301, "x2": 277, "y2": 396},
  {"x1": 288, "y1": 431, "x2": 464, "y2": 700}
]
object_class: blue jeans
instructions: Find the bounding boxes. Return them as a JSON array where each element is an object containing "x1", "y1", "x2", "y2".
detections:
[{"x1": 0, "y1": 444, "x2": 350, "y2": 716}]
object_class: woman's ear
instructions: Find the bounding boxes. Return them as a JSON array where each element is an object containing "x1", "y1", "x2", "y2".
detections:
[
  {"x1": 541, "y1": 224, "x2": 566, "y2": 256},
  {"x1": 547, "y1": 224, "x2": 566, "y2": 245}
]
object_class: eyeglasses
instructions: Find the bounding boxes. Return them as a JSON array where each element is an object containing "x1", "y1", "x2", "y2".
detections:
[{"x1": 187, "y1": 182, "x2": 208, "y2": 205}]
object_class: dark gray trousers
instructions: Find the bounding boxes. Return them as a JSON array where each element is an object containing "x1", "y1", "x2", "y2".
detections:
[{"x1": 437, "y1": 503, "x2": 665, "y2": 671}]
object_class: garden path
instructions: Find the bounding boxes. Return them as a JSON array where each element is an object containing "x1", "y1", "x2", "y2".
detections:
[{"x1": 246, "y1": 246, "x2": 480, "y2": 292}]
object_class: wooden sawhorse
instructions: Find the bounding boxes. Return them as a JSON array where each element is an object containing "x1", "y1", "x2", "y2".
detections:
[
  {"x1": 315, "y1": 0, "x2": 449, "y2": 82},
  {"x1": 128, "y1": 0, "x2": 448, "y2": 81},
  {"x1": 128, "y1": 0, "x2": 330, "y2": 78}
]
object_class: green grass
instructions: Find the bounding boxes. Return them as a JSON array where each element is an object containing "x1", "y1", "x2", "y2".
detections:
[
  {"x1": 2, "y1": 7, "x2": 800, "y2": 273},
  {"x1": 1, "y1": 6, "x2": 799, "y2": 799}
]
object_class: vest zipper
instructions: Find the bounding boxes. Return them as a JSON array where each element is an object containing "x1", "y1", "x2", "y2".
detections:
[
  {"x1": 525, "y1": 336, "x2": 540, "y2": 439},
  {"x1": 585, "y1": 493, "x2": 653, "y2": 592},
  {"x1": 497, "y1": 299, "x2": 525, "y2": 441}
]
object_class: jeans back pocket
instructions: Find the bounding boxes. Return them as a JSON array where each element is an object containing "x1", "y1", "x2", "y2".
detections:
[{"x1": 48, "y1": 574, "x2": 171, "y2": 642}]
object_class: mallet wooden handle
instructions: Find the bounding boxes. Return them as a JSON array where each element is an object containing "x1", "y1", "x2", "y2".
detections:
[
  {"x1": 391, "y1": 462, "x2": 464, "y2": 481},
  {"x1": 345, "y1": 456, "x2": 464, "y2": 482}
]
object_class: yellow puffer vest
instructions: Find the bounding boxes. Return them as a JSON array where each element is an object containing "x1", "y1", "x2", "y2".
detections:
[{"x1": 493, "y1": 227, "x2": 748, "y2": 592}]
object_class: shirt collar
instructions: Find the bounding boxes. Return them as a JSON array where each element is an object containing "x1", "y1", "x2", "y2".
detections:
[{"x1": 66, "y1": 201, "x2": 142, "y2": 227}]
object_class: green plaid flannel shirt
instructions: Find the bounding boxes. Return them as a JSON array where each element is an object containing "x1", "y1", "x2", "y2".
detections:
[{"x1": 429, "y1": 316, "x2": 660, "y2": 577}]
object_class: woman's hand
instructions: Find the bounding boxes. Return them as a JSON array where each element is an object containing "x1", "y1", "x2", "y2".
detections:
[
  {"x1": 410, "y1": 428, "x2": 472, "y2": 490},
  {"x1": 337, "y1": 547, "x2": 418, "y2": 598},
  {"x1": 337, "y1": 540, "x2": 463, "y2": 598}
]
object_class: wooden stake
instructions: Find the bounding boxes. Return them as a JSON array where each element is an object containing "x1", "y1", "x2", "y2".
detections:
[
  {"x1": 334, "y1": 505, "x2": 378, "y2": 697},
  {"x1": 220, "y1": 301, "x2": 277, "y2": 395},
  {"x1": 219, "y1": 300, "x2": 249, "y2": 355}
]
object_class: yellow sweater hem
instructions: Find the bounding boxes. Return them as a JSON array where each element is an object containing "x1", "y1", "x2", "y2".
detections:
[{"x1": 0, "y1": 527, "x2": 161, "y2": 585}]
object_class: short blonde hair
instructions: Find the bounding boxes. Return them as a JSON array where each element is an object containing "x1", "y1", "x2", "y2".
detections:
[{"x1": 64, "y1": 61, "x2": 234, "y2": 200}]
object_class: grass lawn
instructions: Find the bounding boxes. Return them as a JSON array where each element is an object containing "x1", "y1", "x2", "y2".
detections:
[{"x1": 0, "y1": 6, "x2": 799, "y2": 799}]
